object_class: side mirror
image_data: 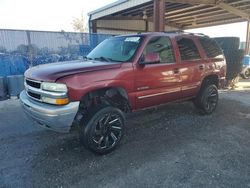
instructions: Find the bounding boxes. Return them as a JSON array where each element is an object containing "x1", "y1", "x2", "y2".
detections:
[{"x1": 140, "y1": 53, "x2": 160, "y2": 65}]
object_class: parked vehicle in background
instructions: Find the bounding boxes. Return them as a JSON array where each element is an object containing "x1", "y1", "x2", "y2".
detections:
[
  {"x1": 241, "y1": 55, "x2": 250, "y2": 79},
  {"x1": 20, "y1": 32, "x2": 226, "y2": 154}
]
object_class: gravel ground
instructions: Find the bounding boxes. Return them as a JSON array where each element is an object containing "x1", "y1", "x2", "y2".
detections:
[{"x1": 1, "y1": 86, "x2": 250, "y2": 188}]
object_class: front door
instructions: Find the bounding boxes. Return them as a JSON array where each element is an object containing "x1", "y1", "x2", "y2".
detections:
[{"x1": 135, "y1": 36, "x2": 182, "y2": 109}]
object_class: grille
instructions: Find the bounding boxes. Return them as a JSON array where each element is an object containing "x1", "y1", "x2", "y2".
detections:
[
  {"x1": 26, "y1": 79, "x2": 41, "y2": 89},
  {"x1": 27, "y1": 91, "x2": 41, "y2": 100}
]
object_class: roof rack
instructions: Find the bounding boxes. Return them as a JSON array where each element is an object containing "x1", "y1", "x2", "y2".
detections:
[
  {"x1": 164, "y1": 30, "x2": 209, "y2": 37},
  {"x1": 136, "y1": 31, "x2": 209, "y2": 37},
  {"x1": 164, "y1": 30, "x2": 184, "y2": 33},
  {"x1": 183, "y1": 32, "x2": 207, "y2": 36}
]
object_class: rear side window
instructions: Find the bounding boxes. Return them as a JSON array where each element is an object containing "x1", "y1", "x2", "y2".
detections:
[
  {"x1": 144, "y1": 36, "x2": 175, "y2": 64},
  {"x1": 199, "y1": 37, "x2": 224, "y2": 58},
  {"x1": 176, "y1": 37, "x2": 201, "y2": 61}
]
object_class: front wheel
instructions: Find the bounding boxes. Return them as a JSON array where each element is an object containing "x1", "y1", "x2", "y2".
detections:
[
  {"x1": 79, "y1": 105, "x2": 125, "y2": 155},
  {"x1": 194, "y1": 84, "x2": 218, "y2": 115}
]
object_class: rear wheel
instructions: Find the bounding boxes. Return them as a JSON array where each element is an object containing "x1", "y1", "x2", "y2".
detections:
[
  {"x1": 79, "y1": 105, "x2": 125, "y2": 154},
  {"x1": 194, "y1": 84, "x2": 218, "y2": 115}
]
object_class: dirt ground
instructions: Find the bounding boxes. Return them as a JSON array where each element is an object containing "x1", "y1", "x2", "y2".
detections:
[{"x1": 1, "y1": 80, "x2": 250, "y2": 188}]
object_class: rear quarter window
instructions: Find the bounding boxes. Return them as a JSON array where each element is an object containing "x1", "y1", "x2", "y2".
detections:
[
  {"x1": 176, "y1": 37, "x2": 201, "y2": 61},
  {"x1": 199, "y1": 37, "x2": 224, "y2": 59}
]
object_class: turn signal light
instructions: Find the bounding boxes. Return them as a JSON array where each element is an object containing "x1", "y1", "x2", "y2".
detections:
[
  {"x1": 42, "y1": 97, "x2": 69, "y2": 105},
  {"x1": 55, "y1": 98, "x2": 69, "y2": 105}
]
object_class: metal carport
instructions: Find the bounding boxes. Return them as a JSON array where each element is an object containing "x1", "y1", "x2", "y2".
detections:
[{"x1": 88, "y1": 0, "x2": 250, "y2": 54}]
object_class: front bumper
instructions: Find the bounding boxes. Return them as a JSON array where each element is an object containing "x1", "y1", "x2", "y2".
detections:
[{"x1": 20, "y1": 91, "x2": 79, "y2": 133}]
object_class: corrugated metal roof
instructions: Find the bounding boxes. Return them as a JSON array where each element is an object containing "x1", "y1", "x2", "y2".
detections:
[
  {"x1": 88, "y1": 0, "x2": 153, "y2": 20},
  {"x1": 88, "y1": 0, "x2": 250, "y2": 29},
  {"x1": 88, "y1": 0, "x2": 128, "y2": 16}
]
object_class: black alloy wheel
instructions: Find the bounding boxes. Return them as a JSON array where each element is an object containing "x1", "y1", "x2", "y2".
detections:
[
  {"x1": 194, "y1": 84, "x2": 218, "y2": 115},
  {"x1": 202, "y1": 85, "x2": 218, "y2": 114},
  {"x1": 92, "y1": 113, "x2": 123, "y2": 150},
  {"x1": 79, "y1": 105, "x2": 125, "y2": 154}
]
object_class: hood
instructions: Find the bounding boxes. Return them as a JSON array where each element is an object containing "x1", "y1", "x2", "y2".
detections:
[{"x1": 25, "y1": 60, "x2": 122, "y2": 82}]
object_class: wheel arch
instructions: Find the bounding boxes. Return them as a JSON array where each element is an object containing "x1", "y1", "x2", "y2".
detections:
[
  {"x1": 79, "y1": 86, "x2": 132, "y2": 113},
  {"x1": 200, "y1": 74, "x2": 219, "y2": 89}
]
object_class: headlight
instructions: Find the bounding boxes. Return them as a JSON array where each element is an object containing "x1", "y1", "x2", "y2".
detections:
[
  {"x1": 41, "y1": 82, "x2": 67, "y2": 92},
  {"x1": 41, "y1": 82, "x2": 69, "y2": 105}
]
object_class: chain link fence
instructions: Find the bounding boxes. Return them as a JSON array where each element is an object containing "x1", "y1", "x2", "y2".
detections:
[
  {"x1": 0, "y1": 29, "x2": 112, "y2": 99},
  {"x1": 0, "y1": 29, "x2": 112, "y2": 77}
]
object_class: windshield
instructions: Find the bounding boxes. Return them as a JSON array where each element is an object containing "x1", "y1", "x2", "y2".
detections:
[{"x1": 87, "y1": 36, "x2": 143, "y2": 62}]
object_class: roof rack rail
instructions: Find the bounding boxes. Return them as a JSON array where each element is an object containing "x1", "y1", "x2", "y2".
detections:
[
  {"x1": 181, "y1": 31, "x2": 208, "y2": 37},
  {"x1": 187, "y1": 32, "x2": 206, "y2": 36},
  {"x1": 163, "y1": 30, "x2": 207, "y2": 36},
  {"x1": 164, "y1": 30, "x2": 184, "y2": 33}
]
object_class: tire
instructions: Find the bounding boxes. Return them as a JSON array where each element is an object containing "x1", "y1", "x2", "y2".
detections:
[
  {"x1": 79, "y1": 105, "x2": 125, "y2": 155},
  {"x1": 194, "y1": 84, "x2": 218, "y2": 115},
  {"x1": 224, "y1": 49, "x2": 244, "y2": 81},
  {"x1": 241, "y1": 68, "x2": 250, "y2": 79},
  {"x1": 213, "y1": 37, "x2": 240, "y2": 50},
  {"x1": 223, "y1": 49, "x2": 244, "y2": 65}
]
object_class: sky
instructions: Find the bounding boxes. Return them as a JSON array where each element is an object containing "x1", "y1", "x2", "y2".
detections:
[
  {"x1": 186, "y1": 22, "x2": 248, "y2": 42},
  {"x1": 0, "y1": 0, "x2": 248, "y2": 41},
  {"x1": 0, "y1": 0, "x2": 116, "y2": 31}
]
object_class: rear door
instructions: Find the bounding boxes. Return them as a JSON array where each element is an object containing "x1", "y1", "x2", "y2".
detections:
[
  {"x1": 135, "y1": 36, "x2": 182, "y2": 109},
  {"x1": 174, "y1": 36, "x2": 205, "y2": 98},
  {"x1": 198, "y1": 36, "x2": 226, "y2": 80}
]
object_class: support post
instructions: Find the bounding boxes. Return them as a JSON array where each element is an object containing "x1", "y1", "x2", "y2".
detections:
[
  {"x1": 89, "y1": 20, "x2": 98, "y2": 50},
  {"x1": 145, "y1": 20, "x2": 149, "y2": 32},
  {"x1": 89, "y1": 19, "x2": 97, "y2": 33},
  {"x1": 153, "y1": 0, "x2": 166, "y2": 32},
  {"x1": 26, "y1": 30, "x2": 33, "y2": 67},
  {"x1": 92, "y1": 20, "x2": 97, "y2": 33},
  {"x1": 246, "y1": 21, "x2": 250, "y2": 55}
]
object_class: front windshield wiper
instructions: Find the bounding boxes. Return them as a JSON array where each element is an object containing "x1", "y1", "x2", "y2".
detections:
[
  {"x1": 84, "y1": 56, "x2": 93, "y2": 61},
  {"x1": 86, "y1": 56, "x2": 123, "y2": 63},
  {"x1": 93, "y1": 56, "x2": 112, "y2": 62}
]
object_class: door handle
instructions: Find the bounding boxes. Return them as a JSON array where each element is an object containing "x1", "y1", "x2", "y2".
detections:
[
  {"x1": 199, "y1": 65, "x2": 205, "y2": 70},
  {"x1": 173, "y1": 68, "x2": 180, "y2": 74}
]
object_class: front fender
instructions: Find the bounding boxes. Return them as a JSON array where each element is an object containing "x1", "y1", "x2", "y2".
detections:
[{"x1": 57, "y1": 78, "x2": 136, "y2": 110}]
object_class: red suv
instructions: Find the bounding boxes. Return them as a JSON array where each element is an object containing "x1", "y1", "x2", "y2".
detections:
[{"x1": 20, "y1": 32, "x2": 226, "y2": 154}]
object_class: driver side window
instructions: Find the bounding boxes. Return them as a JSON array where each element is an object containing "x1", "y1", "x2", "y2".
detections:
[{"x1": 143, "y1": 36, "x2": 175, "y2": 64}]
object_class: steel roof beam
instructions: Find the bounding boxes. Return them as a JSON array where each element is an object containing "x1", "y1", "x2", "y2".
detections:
[
  {"x1": 165, "y1": 0, "x2": 217, "y2": 5},
  {"x1": 181, "y1": 14, "x2": 239, "y2": 26},
  {"x1": 183, "y1": 17, "x2": 245, "y2": 29},
  {"x1": 165, "y1": 0, "x2": 249, "y2": 19},
  {"x1": 166, "y1": 5, "x2": 250, "y2": 22},
  {"x1": 172, "y1": 5, "x2": 250, "y2": 23},
  {"x1": 217, "y1": 2, "x2": 250, "y2": 20}
]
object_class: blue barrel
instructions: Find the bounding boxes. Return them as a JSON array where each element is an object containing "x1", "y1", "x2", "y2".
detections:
[
  {"x1": 7, "y1": 75, "x2": 24, "y2": 97},
  {"x1": 0, "y1": 54, "x2": 29, "y2": 77},
  {"x1": 0, "y1": 53, "x2": 10, "y2": 77},
  {"x1": 243, "y1": 55, "x2": 250, "y2": 66},
  {"x1": 0, "y1": 76, "x2": 7, "y2": 100},
  {"x1": 9, "y1": 55, "x2": 29, "y2": 75}
]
